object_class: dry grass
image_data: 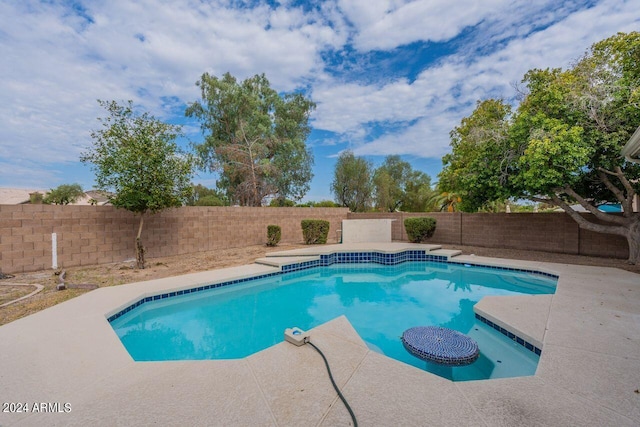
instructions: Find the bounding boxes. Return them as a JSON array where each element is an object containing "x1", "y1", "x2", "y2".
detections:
[
  {"x1": 0, "y1": 243, "x2": 306, "y2": 326},
  {"x1": 1, "y1": 242, "x2": 637, "y2": 327},
  {"x1": 0, "y1": 284, "x2": 36, "y2": 306}
]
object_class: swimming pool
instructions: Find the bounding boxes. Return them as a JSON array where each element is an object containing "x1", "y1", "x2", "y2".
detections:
[{"x1": 110, "y1": 259, "x2": 556, "y2": 381}]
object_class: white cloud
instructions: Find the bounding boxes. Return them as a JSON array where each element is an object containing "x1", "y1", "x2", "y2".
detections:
[
  {"x1": 0, "y1": 0, "x2": 343, "y2": 169},
  {"x1": 312, "y1": 0, "x2": 640, "y2": 158},
  {"x1": 1, "y1": 0, "x2": 638, "y2": 191},
  {"x1": 339, "y1": 0, "x2": 513, "y2": 51}
]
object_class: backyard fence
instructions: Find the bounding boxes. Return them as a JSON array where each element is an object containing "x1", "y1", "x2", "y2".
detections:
[
  {"x1": 347, "y1": 211, "x2": 628, "y2": 260},
  {"x1": 0, "y1": 205, "x2": 628, "y2": 274},
  {"x1": 0, "y1": 205, "x2": 348, "y2": 274}
]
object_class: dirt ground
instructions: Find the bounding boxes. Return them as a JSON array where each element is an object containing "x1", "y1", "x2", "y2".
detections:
[{"x1": 1, "y1": 243, "x2": 638, "y2": 326}]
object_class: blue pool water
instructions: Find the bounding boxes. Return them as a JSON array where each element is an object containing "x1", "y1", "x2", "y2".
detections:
[{"x1": 110, "y1": 261, "x2": 556, "y2": 381}]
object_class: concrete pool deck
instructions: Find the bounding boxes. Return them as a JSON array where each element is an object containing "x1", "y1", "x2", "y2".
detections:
[{"x1": 0, "y1": 243, "x2": 639, "y2": 426}]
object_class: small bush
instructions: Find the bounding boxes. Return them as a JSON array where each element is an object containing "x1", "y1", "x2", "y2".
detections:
[
  {"x1": 404, "y1": 217, "x2": 437, "y2": 243},
  {"x1": 267, "y1": 225, "x2": 281, "y2": 247},
  {"x1": 301, "y1": 219, "x2": 330, "y2": 244}
]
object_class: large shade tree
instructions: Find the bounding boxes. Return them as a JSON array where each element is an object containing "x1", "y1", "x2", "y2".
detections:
[
  {"x1": 186, "y1": 72, "x2": 315, "y2": 206},
  {"x1": 81, "y1": 100, "x2": 195, "y2": 269},
  {"x1": 439, "y1": 32, "x2": 640, "y2": 264}
]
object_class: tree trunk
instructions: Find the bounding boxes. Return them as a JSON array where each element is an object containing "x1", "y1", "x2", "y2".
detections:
[
  {"x1": 627, "y1": 220, "x2": 640, "y2": 265},
  {"x1": 136, "y1": 214, "x2": 146, "y2": 269},
  {"x1": 547, "y1": 195, "x2": 639, "y2": 264}
]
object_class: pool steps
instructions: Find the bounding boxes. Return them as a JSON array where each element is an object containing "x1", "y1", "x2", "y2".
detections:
[
  {"x1": 255, "y1": 245, "x2": 462, "y2": 268},
  {"x1": 473, "y1": 294, "x2": 553, "y2": 355},
  {"x1": 256, "y1": 245, "x2": 553, "y2": 357}
]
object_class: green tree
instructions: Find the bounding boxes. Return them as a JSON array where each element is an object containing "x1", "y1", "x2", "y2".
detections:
[
  {"x1": 81, "y1": 100, "x2": 195, "y2": 269},
  {"x1": 186, "y1": 72, "x2": 315, "y2": 206},
  {"x1": 373, "y1": 155, "x2": 435, "y2": 212},
  {"x1": 439, "y1": 98, "x2": 513, "y2": 212},
  {"x1": 43, "y1": 183, "x2": 84, "y2": 205},
  {"x1": 269, "y1": 198, "x2": 295, "y2": 207},
  {"x1": 373, "y1": 155, "x2": 411, "y2": 212},
  {"x1": 428, "y1": 190, "x2": 463, "y2": 212},
  {"x1": 295, "y1": 200, "x2": 341, "y2": 207},
  {"x1": 331, "y1": 150, "x2": 373, "y2": 212},
  {"x1": 186, "y1": 184, "x2": 228, "y2": 206},
  {"x1": 403, "y1": 170, "x2": 436, "y2": 212},
  {"x1": 439, "y1": 32, "x2": 640, "y2": 263}
]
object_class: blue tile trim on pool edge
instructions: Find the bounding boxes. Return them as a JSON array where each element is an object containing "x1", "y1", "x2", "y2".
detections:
[
  {"x1": 449, "y1": 261, "x2": 559, "y2": 279},
  {"x1": 106, "y1": 250, "x2": 557, "y2": 323},
  {"x1": 475, "y1": 313, "x2": 543, "y2": 356}
]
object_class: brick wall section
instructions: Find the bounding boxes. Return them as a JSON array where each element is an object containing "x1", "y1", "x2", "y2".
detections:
[
  {"x1": 1, "y1": 206, "x2": 630, "y2": 274},
  {"x1": 0, "y1": 205, "x2": 349, "y2": 274},
  {"x1": 347, "y1": 211, "x2": 629, "y2": 259},
  {"x1": 578, "y1": 217, "x2": 630, "y2": 259}
]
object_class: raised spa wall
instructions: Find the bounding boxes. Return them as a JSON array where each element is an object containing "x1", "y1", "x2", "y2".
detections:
[{"x1": 340, "y1": 219, "x2": 394, "y2": 243}]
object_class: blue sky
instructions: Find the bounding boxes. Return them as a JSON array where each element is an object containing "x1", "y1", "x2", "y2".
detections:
[{"x1": 1, "y1": 0, "x2": 638, "y2": 201}]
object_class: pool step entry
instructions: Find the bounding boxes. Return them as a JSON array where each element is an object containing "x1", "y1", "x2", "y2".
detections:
[
  {"x1": 428, "y1": 249, "x2": 462, "y2": 258},
  {"x1": 255, "y1": 247, "x2": 464, "y2": 271},
  {"x1": 473, "y1": 294, "x2": 553, "y2": 355}
]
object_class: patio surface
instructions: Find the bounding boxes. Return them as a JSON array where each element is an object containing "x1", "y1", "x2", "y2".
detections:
[{"x1": 0, "y1": 243, "x2": 639, "y2": 426}]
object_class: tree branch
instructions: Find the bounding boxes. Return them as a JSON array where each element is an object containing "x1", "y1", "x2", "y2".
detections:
[
  {"x1": 597, "y1": 169, "x2": 627, "y2": 205},
  {"x1": 549, "y1": 195, "x2": 627, "y2": 236},
  {"x1": 613, "y1": 165, "x2": 636, "y2": 204},
  {"x1": 531, "y1": 196, "x2": 552, "y2": 204},
  {"x1": 598, "y1": 166, "x2": 636, "y2": 215},
  {"x1": 559, "y1": 186, "x2": 627, "y2": 225}
]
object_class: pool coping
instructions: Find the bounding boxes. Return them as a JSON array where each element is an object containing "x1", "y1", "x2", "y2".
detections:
[
  {"x1": 106, "y1": 244, "x2": 557, "y2": 359},
  {"x1": 1, "y1": 243, "x2": 639, "y2": 425}
]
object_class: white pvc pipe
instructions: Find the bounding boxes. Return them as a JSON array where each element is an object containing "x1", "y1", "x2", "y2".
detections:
[{"x1": 52, "y1": 233, "x2": 58, "y2": 269}]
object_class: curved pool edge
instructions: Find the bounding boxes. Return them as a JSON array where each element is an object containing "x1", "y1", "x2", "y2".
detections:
[{"x1": 2, "y1": 249, "x2": 638, "y2": 425}]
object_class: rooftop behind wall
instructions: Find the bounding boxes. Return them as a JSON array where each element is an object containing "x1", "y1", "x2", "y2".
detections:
[
  {"x1": 347, "y1": 212, "x2": 629, "y2": 259},
  {"x1": 0, "y1": 205, "x2": 349, "y2": 274}
]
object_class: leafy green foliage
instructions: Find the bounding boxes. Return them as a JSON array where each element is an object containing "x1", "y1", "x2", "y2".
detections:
[
  {"x1": 186, "y1": 72, "x2": 315, "y2": 206},
  {"x1": 373, "y1": 155, "x2": 436, "y2": 212},
  {"x1": 301, "y1": 219, "x2": 330, "y2": 244},
  {"x1": 402, "y1": 170, "x2": 437, "y2": 212},
  {"x1": 438, "y1": 32, "x2": 640, "y2": 263},
  {"x1": 29, "y1": 192, "x2": 44, "y2": 204},
  {"x1": 81, "y1": 100, "x2": 195, "y2": 268},
  {"x1": 404, "y1": 217, "x2": 437, "y2": 243},
  {"x1": 296, "y1": 200, "x2": 341, "y2": 208},
  {"x1": 428, "y1": 190, "x2": 463, "y2": 212},
  {"x1": 440, "y1": 33, "x2": 640, "y2": 205},
  {"x1": 82, "y1": 100, "x2": 194, "y2": 214},
  {"x1": 266, "y1": 225, "x2": 282, "y2": 247},
  {"x1": 186, "y1": 184, "x2": 228, "y2": 206},
  {"x1": 373, "y1": 155, "x2": 411, "y2": 212},
  {"x1": 43, "y1": 184, "x2": 84, "y2": 205},
  {"x1": 309, "y1": 200, "x2": 341, "y2": 208},
  {"x1": 194, "y1": 195, "x2": 225, "y2": 206},
  {"x1": 269, "y1": 198, "x2": 295, "y2": 207},
  {"x1": 439, "y1": 99, "x2": 513, "y2": 212},
  {"x1": 331, "y1": 150, "x2": 373, "y2": 212}
]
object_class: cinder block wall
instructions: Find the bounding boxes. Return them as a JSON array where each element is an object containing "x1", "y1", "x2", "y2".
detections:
[
  {"x1": 1, "y1": 206, "x2": 629, "y2": 274},
  {"x1": 0, "y1": 205, "x2": 349, "y2": 274},
  {"x1": 347, "y1": 212, "x2": 629, "y2": 259}
]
